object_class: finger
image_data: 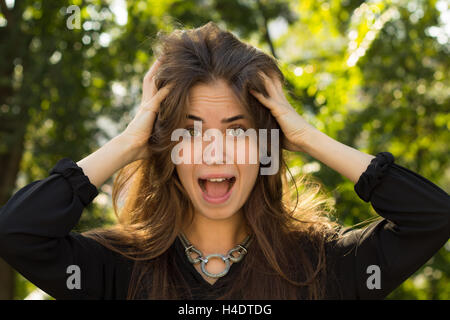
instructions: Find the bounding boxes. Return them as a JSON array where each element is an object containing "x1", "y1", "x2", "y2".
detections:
[
  {"x1": 249, "y1": 89, "x2": 264, "y2": 101},
  {"x1": 141, "y1": 84, "x2": 172, "y2": 114},
  {"x1": 146, "y1": 74, "x2": 158, "y2": 102},
  {"x1": 249, "y1": 89, "x2": 275, "y2": 112},
  {"x1": 257, "y1": 71, "x2": 278, "y2": 97},
  {"x1": 144, "y1": 58, "x2": 162, "y2": 82},
  {"x1": 272, "y1": 74, "x2": 283, "y2": 92},
  {"x1": 142, "y1": 59, "x2": 162, "y2": 101},
  {"x1": 152, "y1": 83, "x2": 172, "y2": 105}
]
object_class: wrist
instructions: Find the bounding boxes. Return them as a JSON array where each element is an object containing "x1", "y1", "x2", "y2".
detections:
[
  {"x1": 111, "y1": 134, "x2": 143, "y2": 165},
  {"x1": 287, "y1": 116, "x2": 317, "y2": 153},
  {"x1": 295, "y1": 126, "x2": 322, "y2": 154},
  {"x1": 76, "y1": 134, "x2": 142, "y2": 189}
]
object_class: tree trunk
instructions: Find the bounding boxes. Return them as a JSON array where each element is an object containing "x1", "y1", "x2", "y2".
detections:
[
  {"x1": 0, "y1": 260, "x2": 15, "y2": 299},
  {"x1": 0, "y1": 0, "x2": 28, "y2": 300},
  {"x1": 0, "y1": 124, "x2": 27, "y2": 300}
]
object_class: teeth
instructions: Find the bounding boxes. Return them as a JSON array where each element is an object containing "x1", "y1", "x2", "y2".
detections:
[
  {"x1": 207, "y1": 178, "x2": 228, "y2": 182},
  {"x1": 201, "y1": 177, "x2": 236, "y2": 183}
]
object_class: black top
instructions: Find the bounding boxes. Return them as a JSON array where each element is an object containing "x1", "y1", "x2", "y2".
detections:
[{"x1": 0, "y1": 152, "x2": 448, "y2": 300}]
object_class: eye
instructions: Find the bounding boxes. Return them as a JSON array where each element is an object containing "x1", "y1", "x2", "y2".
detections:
[
  {"x1": 186, "y1": 127, "x2": 202, "y2": 137},
  {"x1": 227, "y1": 127, "x2": 246, "y2": 137}
]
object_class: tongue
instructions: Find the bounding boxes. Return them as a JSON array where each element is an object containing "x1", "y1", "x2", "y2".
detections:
[{"x1": 204, "y1": 180, "x2": 230, "y2": 198}]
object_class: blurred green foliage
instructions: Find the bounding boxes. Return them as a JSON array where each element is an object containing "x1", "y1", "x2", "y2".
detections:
[{"x1": 0, "y1": 0, "x2": 448, "y2": 299}]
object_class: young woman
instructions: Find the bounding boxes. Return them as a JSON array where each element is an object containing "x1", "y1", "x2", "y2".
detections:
[{"x1": 0, "y1": 22, "x2": 448, "y2": 300}]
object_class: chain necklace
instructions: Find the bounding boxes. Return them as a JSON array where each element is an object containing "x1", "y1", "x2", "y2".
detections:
[{"x1": 178, "y1": 232, "x2": 254, "y2": 279}]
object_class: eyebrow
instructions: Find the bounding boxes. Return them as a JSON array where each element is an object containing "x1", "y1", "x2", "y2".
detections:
[{"x1": 186, "y1": 114, "x2": 246, "y2": 123}]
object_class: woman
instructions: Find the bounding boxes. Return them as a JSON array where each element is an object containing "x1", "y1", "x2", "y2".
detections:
[{"x1": 0, "y1": 22, "x2": 448, "y2": 300}]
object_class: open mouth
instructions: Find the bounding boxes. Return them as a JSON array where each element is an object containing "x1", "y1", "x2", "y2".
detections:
[{"x1": 198, "y1": 176, "x2": 236, "y2": 204}]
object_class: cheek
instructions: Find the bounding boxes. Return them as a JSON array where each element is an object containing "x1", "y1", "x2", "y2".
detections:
[
  {"x1": 233, "y1": 136, "x2": 260, "y2": 192},
  {"x1": 174, "y1": 138, "x2": 197, "y2": 164},
  {"x1": 175, "y1": 164, "x2": 195, "y2": 192},
  {"x1": 237, "y1": 162, "x2": 260, "y2": 194}
]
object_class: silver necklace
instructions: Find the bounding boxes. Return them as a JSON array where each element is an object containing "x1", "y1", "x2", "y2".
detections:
[{"x1": 178, "y1": 232, "x2": 254, "y2": 279}]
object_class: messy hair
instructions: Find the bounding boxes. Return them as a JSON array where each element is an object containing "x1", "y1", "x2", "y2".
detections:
[{"x1": 83, "y1": 21, "x2": 340, "y2": 299}]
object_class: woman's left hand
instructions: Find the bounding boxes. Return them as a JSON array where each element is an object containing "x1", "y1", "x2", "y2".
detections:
[{"x1": 249, "y1": 72, "x2": 316, "y2": 152}]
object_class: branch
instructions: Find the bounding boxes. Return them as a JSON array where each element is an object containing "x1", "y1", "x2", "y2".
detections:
[{"x1": 256, "y1": 0, "x2": 278, "y2": 59}]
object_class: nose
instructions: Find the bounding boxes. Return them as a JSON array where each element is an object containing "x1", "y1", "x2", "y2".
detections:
[{"x1": 202, "y1": 130, "x2": 229, "y2": 165}]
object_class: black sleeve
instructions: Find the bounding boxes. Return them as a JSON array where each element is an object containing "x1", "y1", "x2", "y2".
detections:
[
  {"x1": 327, "y1": 152, "x2": 450, "y2": 299},
  {"x1": 0, "y1": 158, "x2": 132, "y2": 299}
]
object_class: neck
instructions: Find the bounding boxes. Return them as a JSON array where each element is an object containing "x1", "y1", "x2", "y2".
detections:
[{"x1": 182, "y1": 210, "x2": 250, "y2": 256}]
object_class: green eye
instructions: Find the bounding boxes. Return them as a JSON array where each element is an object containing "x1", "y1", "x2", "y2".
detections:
[{"x1": 187, "y1": 127, "x2": 202, "y2": 137}]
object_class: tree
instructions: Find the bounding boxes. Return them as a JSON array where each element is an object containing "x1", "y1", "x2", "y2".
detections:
[
  {"x1": 276, "y1": 0, "x2": 449, "y2": 299},
  {"x1": 0, "y1": 0, "x2": 127, "y2": 299}
]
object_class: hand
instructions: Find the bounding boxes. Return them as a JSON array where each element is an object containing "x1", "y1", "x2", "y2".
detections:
[
  {"x1": 120, "y1": 59, "x2": 172, "y2": 161},
  {"x1": 250, "y1": 72, "x2": 315, "y2": 152}
]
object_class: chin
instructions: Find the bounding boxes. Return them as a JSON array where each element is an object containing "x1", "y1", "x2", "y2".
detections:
[{"x1": 196, "y1": 205, "x2": 240, "y2": 221}]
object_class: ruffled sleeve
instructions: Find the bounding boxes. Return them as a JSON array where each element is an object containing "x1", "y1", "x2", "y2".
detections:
[
  {"x1": 327, "y1": 152, "x2": 450, "y2": 299},
  {"x1": 0, "y1": 158, "x2": 132, "y2": 299},
  {"x1": 49, "y1": 158, "x2": 99, "y2": 207},
  {"x1": 354, "y1": 152, "x2": 395, "y2": 202}
]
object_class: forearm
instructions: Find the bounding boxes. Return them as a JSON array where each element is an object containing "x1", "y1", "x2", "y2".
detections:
[
  {"x1": 76, "y1": 134, "x2": 139, "y2": 189},
  {"x1": 300, "y1": 128, "x2": 376, "y2": 184}
]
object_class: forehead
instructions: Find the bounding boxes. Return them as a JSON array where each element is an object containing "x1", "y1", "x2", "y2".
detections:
[{"x1": 186, "y1": 79, "x2": 247, "y2": 116}]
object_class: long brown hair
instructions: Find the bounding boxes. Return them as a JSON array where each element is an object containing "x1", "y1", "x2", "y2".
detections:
[{"x1": 83, "y1": 21, "x2": 341, "y2": 299}]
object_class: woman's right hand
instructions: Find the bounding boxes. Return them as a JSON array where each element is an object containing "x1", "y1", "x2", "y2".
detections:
[{"x1": 120, "y1": 59, "x2": 172, "y2": 161}]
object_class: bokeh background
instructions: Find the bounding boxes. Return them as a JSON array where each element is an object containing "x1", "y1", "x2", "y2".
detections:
[{"x1": 0, "y1": 0, "x2": 449, "y2": 300}]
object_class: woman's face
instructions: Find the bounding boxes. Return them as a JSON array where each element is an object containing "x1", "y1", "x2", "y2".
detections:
[{"x1": 175, "y1": 79, "x2": 260, "y2": 221}]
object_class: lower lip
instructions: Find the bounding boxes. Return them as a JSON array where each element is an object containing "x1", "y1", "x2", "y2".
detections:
[{"x1": 200, "y1": 181, "x2": 235, "y2": 204}]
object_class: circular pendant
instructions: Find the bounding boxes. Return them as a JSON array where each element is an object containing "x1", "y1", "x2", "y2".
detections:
[{"x1": 200, "y1": 253, "x2": 230, "y2": 278}]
